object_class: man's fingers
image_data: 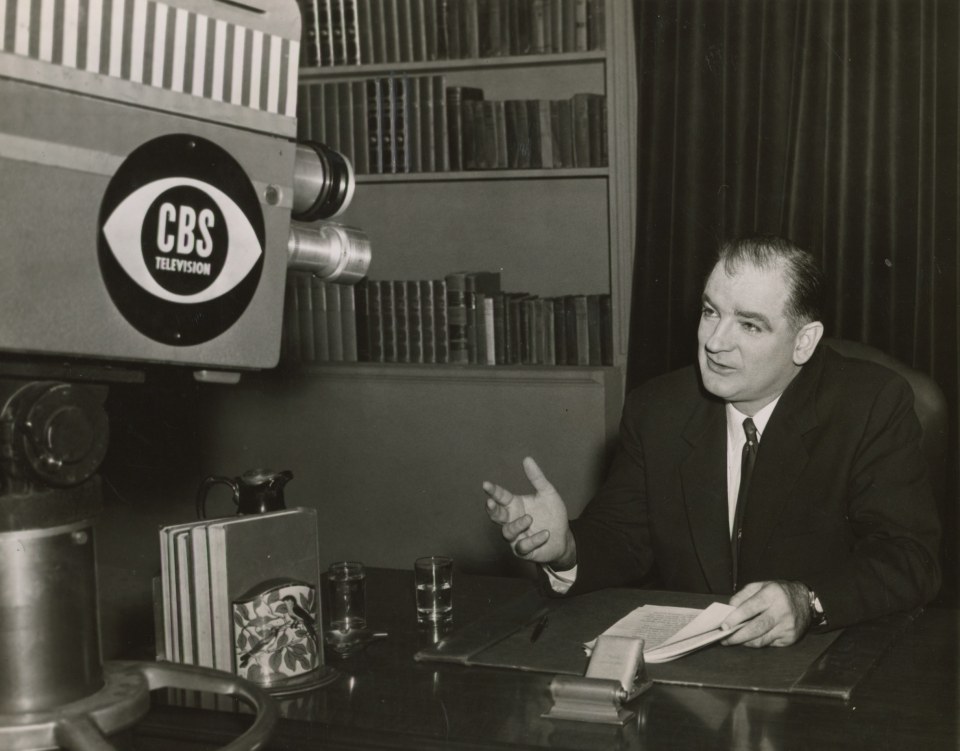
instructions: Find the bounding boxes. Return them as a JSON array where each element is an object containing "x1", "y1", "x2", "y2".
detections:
[
  {"x1": 482, "y1": 481, "x2": 513, "y2": 505},
  {"x1": 522, "y1": 457, "x2": 557, "y2": 495},
  {"x1": 502, "y1": 515, "x2": 532, "y2": 542},
  {"x1": 515, "y1": 528, "x2": 549, "y2": 557},
  {"x1": 728, "y1": 581, "x2": 763, "y2": 609}
]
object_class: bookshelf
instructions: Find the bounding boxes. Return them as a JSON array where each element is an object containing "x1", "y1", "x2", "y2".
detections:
[
  {"x1": 199, "y1": 1, "x2": 637, "y2": 572},
  {"x1": 293, "y1": 0, "x2": 636, "y2": 370}
]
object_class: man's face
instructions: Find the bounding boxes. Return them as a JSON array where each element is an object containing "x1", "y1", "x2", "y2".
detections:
[{"x1": 697, "y1": 260, "x2": 804, "y2": 415}]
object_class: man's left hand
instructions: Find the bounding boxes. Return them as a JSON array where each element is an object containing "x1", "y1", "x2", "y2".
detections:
[{"x1": 719, "y1": 580, "x2": 813, "y2": 647}]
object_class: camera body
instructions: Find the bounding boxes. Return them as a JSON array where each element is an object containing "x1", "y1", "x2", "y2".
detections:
[{"x1": 0, "y1": 0, "x2": 360, "y2": 374}]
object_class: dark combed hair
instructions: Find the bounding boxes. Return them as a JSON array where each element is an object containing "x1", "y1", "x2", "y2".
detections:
[{"x1": 716, "y1": 235, "x2": 825, "y2": 328}]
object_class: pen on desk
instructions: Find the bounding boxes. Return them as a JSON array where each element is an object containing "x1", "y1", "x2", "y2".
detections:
[{"x1": 530, "y1": 613, "x2": 549, "y2": 643}]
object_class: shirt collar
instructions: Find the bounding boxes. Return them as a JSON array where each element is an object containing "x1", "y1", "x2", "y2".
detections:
[{"x1": 725, "y1": 395, "x2": 782, "y2": 440}]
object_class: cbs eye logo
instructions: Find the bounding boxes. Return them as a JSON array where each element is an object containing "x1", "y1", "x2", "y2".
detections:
[{"x1": 98, "y1": 135, "x2": 265, "y2": 346}]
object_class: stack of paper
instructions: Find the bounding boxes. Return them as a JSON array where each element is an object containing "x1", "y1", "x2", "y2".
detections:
[{"x1": 586, "y1": 602, "x2": 744, "y2": 663}]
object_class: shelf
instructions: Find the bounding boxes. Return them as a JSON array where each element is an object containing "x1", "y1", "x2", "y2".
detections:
[
  {"x1": 268, "y1": 362, "x2": 621, "y2": 385},
  {"x1": 298, "y1": 51, "x2": 607, "y2": 81},
  {"x1": 356, "y1": 167, "x2": 608, "y2": 183}
]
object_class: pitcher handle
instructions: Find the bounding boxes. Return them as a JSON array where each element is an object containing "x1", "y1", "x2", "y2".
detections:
[{"x1": 197, "y1": 476, "x2": 239, "y2": 519}]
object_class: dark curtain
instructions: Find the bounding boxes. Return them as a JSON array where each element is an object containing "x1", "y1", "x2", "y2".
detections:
[{"x1": 628, "y1": 0, "x2": 958, "y2": 599}]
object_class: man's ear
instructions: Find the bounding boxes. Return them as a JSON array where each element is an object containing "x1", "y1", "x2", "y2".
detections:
[{"x1": 793, "y1": 321, "x2": 824, "y2": 365}]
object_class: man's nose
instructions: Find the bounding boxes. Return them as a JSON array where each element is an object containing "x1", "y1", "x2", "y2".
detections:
[{"x1": 704, "y1": 319, "x2": 733, "y2": 352}]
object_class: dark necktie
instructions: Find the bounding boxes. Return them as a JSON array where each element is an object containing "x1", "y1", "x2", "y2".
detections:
[{"x1": 731, "y1": 417, "x2": 759, "y2": 590}]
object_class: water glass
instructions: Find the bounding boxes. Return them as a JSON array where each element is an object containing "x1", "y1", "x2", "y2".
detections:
[
  {"x1": 414, "y1": 556, "x2": 453, "y2": 624},
  {"x1": 327, "y1": 561, "x2": 366, "y2": 632}
]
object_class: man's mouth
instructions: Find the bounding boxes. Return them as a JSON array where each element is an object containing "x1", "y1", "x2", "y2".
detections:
[{"x1": 705, "y1": 355, "x2": 734, "y2": 373}]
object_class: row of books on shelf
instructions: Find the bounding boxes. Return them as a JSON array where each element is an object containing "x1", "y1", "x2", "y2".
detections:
[
  {"x1": 298, "y1": 0, "x2": 606, "y2": 69},
  {"x1": 282, "y1": 272, "x2": 614, "y2": 367},
  {"x1": 297, "y1": 76, "x2": 607, "y2": 173}
]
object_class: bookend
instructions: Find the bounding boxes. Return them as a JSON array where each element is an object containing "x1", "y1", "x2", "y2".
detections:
[{"x1": 542, "y1": 635, "x2": 652, "y2": 725}]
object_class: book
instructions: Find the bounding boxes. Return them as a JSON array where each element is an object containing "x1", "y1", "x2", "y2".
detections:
[
  {"x1": 324, "y1": 82, "x2": 341, "y2": 154},
  {"x1": 359, "y1": 0, "x2": 376, "y2": 63},
  {"x1": 370, "y1": 0, "x2": 389, "y2": 63},
  {"x1": 384, "y1": 0, "x2": 401, "y2": 62},
  {"x1": 411, "y1": 0, "x2": 428, "y2": 61},
  {"x1": 446, "y1": 86, "x2": 484, "y2": 171},
  {"x1": 337, "y1": 81, "x2": 355, "y2": 168},
  {"x1": 379, "y1": 279, "x2": 397, "y2": 362},
  {"x1": 297, "y1": 0, "x2": 322, "y2": 68},
  {"x1": 341, "y1": 284, "x2": 358, "y2": 361},
  {"x1": 585, "y1": 602, "x2": 745, "y2": 664},
  {"x1": 599, "y1": 292, "x2": 613, "y2": 365},
  {"x1": 432, "y1": 278, "x2": 449, "y2": 362},
  {"x1": 462, "y1": 97, "x2": 483, "y2": 170},
  {"x1": 420, "y1": 280, "x2": 436, "y2": 363},
  {"x1": 351, "y1": 79, "x2": 370, "y2": 174},
  {"x1": 408, "y1": 75, "x2": 423, "y2": 172},
  {"x1": 463, "y1": 0, "x2": 480, "y2": 58},
  {"x1": 310, "y1": 276, "x2": 330, "y2": 362},
  {"x1": 297, "y1": 272, "x2": 316, "y2": 363},
  {"x1": 343, "y1": 0, "x2": 361, "y2": 63},
  {"x1": 326, "y1": 282, "x2": 344, "y2": 361},
  {"x1": 445, "y1": 271, "x2": 469, "y2": 363},
  {"x1": 465, "y1": 271, "x2": 501, "y2": 363},
  {"x1": 587, "y1": 0, "x2": 605, "y2": 50},
  {"x1": 317, "y1": 0, "x2": 335, "y2": 66},
  {"x1": 174, "y1": 530, "x2": 194, "y2": 664},
  {"x1": 397, "y1": 0, "x2": 415, "y2": 62},
  {"x1": 433, "y1": 75, "x2": 450, "y2": 171},
  {"x1": 296, "y1": 83, "x2": 312, "y2": 142},
  {"x1": 190, "y1": 525, "x2": 214, "y2": 668},
  {"x1": 366, "y1": 279, "x2": 385, "y2": 361},
  {"x1": 419, "y1": 76, "x2": 437, "y2": 172},
  {"x1": 550, "y1": 98, "x2": 574, "y2": 168},
  {"x1": 484, "y1": 0, "x2": 504, "y2": 57},
  {"x1": 406, "y1": 280, "x2": 424, "y2": 362},
  {"x1": 354, "y1": 280, "x2": 371, "y2": 361},
  {"x1": 586, "y1": 292, "x2": 602, "y2": 365},
  {"x1": 445, "y1": 0, "x2": 461, "y2": 58},
  {"x1": 531, "y1": 98, "x2": 553, "y2": 168},
  {"x1": 283, "y1": 274, "x2": 301, "y2": 363},
  {"x1": 393, "y1": 279, "x2": 410, "y2": 362},
  {"x1": 308, "y1": 82, "x2": 326, "y2": 143},
  {"x1": 367, "y1": 78, "x2": 384, "y2": 174},
  {"x1": 330, "y1": 0, "x2": 347, "y2": 64},
  {"x1": 571, "y1": 92, "x2": 591, "y2": 168},
  {"x1": 206, "y1": 508, "x2": 322, "y2": 674}
]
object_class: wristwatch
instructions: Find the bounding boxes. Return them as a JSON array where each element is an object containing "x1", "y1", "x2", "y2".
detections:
[{"x1": 807, "y1": 588, "x2": 827, "y2": 627}]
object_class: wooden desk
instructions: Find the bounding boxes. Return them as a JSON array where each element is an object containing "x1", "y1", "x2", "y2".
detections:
[{"x1": 135, "y1": 568, "x2": 959, "y2": 750}]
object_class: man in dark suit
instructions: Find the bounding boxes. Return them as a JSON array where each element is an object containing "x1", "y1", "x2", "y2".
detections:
[{"x1": 483, "y1": 235, "x2": 941, "y2": 647}]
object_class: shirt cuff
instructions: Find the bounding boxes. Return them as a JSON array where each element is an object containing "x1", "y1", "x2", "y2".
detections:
[{"x1": 543, "y1": 563, "x2": 578, "y2": 594}]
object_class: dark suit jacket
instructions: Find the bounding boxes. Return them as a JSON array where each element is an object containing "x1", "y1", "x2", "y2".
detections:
[{"x1": 566, "y1": 345, "x2": 941, "y2": 629}]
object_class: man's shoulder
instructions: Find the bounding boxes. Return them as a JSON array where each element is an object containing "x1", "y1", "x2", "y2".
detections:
[
  {"x1": 624, "y1": 365, "x2": 708, "y2": 414},
  {"x1": 818, "y1": 343, "x2": 913, "y2": 399}
]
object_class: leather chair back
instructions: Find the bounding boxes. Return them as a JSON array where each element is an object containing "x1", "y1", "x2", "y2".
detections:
[{"x1": 825, "y1": 339, "x2": 948, "y2": 503}]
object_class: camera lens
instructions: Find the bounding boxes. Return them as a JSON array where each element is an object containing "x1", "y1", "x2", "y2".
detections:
[
  {"x1": 291, "y1": 141, "x2": 356, "y2": 221},
  {"x1": 287, "y1": 221, "x2": 371, "y2": 284}
]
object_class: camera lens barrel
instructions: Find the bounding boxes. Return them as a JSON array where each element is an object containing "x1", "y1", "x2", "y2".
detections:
[
  {"x1": 287, "y1": 221, "x2": 371, "y2": 284},
  {"x1": 291, "y1": 142, "x2": 356, "y2": 221}
]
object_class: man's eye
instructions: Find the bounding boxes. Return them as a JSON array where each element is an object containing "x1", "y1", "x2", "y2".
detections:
[
  {"x1": 741, "y1": 321, "x2": 761, "y2": 333},
  {"x1": 701, "y1": 306, "x2": 717, "y2": 318}
]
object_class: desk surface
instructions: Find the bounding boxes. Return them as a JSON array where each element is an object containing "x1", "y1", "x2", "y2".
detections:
[{"x1": 137, "y1": 568, "x2": 960, "y2": 751}]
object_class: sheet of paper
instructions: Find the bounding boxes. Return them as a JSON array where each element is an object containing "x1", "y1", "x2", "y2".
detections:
[
  {"x1": 657, "y1": 602, "x2": 735, "y2": 647},
  {"x1": 585, "y1": 601, "x2": 739, "y2": 662},
  {"x1": 585, "y1": 604, "x2": 703, "y2": 653}
]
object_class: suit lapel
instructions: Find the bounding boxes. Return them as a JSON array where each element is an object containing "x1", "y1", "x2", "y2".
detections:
[
  {"x1": 680, "y1": 398, "x2": 734, "y2": 594},
  {"x1": 738, "y1": 348, "x2": 824, "y2": 576}
]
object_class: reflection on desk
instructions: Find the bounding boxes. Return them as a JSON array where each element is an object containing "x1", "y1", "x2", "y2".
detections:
[{"x1": 135, "y1": 568, "x2": 960, "y2": 751}]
